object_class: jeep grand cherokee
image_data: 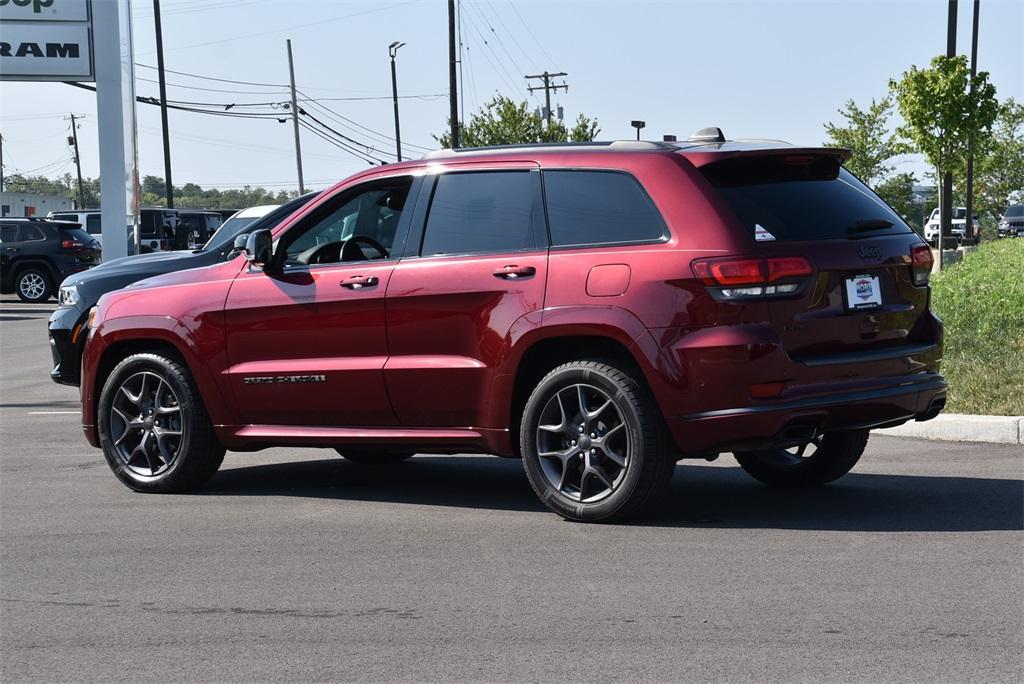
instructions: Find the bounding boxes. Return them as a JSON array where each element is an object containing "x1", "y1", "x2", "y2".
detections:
[{"x1": 77, "y1": 133, "x2": 945, "y2": 522}]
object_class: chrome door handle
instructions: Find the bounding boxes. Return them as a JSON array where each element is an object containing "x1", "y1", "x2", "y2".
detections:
[{"x1": 341, "y1": 275, "x2": 379, "y2": 289}]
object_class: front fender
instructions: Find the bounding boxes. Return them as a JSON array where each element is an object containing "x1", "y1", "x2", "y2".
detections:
[{"x1": 81, "y1": 314, "x2": 233, "y2": 446}]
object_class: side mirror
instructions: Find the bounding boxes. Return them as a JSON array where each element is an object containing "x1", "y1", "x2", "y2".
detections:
[{"x1": 243, "y1": 229, "x2": 273, "y2": 267}]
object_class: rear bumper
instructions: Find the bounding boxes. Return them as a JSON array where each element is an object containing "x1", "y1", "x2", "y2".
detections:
[{"x1": 671, "y1": 373, "x2": 946, "y2": 453}]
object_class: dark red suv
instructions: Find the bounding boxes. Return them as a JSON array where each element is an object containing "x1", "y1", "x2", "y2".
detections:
[{"x1": 78, "y1": 136, "x2": 945, "y2": 522}]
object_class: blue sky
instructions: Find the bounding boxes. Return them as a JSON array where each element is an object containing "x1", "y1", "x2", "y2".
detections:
[{"x1": 1, "y1": 0, "x2": 1021, "y2": 191}]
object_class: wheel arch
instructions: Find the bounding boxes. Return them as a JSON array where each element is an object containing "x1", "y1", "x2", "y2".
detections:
[
  {"x1": 84, "y1": 317, "x2": 235, "y2": 445},
  {"x1": 505, "y1": 328, "x2": 652, "y2": 454}
]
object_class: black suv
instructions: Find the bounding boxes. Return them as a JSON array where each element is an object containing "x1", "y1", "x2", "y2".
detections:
[
  {"x1": 48, "y1": 192, "x2": 316, "y2": 386},
  {"x1": 1, "y1": 218, "x2": 101, "y2": 303}
]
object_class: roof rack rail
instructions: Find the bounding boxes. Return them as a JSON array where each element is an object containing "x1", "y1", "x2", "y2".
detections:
[{"x1": 422, "y1": 140, "x2": 677, "y2": 159}]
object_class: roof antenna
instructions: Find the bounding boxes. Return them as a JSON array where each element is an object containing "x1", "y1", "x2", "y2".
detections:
[{"x1": 688, "y1": 127, "x2": 726, "y2": 143}]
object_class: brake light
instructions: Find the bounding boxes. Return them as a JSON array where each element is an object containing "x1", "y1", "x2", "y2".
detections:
[
  {"x1": 61, "y1": 239, "x2": 84, "y2": 250},
  {"x1": 911, "y1": 244, "x2": 933, "y2": 286},
  {"x1": 691, "y1": 256, "x2": 812, "y2": 300}
]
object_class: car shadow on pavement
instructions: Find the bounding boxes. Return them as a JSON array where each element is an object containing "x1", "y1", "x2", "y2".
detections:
[{"x1": 201, "y1": 455, "x2": 1023, "y2": 532}]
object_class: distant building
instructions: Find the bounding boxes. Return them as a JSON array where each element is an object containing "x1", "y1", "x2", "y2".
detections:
[{"x1": 0, "y1": 192, "x2": 73, "y2": 218}]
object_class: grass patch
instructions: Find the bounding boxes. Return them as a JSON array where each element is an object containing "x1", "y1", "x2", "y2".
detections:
[{"x1": 930, "y1": 239, "x2": 1024, "y2": 415}]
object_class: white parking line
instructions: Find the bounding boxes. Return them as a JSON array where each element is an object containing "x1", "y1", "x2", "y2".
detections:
[{"x1": 27, "y1": 411, "x2": 79, "y2": 415}]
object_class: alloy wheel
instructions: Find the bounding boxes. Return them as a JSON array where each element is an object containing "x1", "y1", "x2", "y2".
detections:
[
  {"x1": 109, "y1": 371, "x2": 185, "y2": 477},
  {"x1": 535, "y1": 383, "x2": 630, "y2": 502},
  {"x1": 18, "y1": 272, "x2": 46, "y2": 300}
]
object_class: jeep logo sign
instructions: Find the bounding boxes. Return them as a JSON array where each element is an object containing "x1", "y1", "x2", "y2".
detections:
[
  {"x1": 0, "y1": 0, "x2": 92, "y2": 81},
  {"x1": 858, "y1": 246, "x2": 882, "y2": 260}
]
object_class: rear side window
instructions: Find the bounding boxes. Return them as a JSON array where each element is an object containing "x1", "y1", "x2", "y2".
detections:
[
  {"x1": 421, "y1": 171, "x2": 539, "y2": 256},
  {"x1": 20, "y1": 224, "x2": 46, "y2": 241},
  {"x1": 0, "y1": 224, "x2": 19, "y2": 242},
  {"x1": 86, "y1": 215, "x2": 101, "y2": 234},
  {"x1": 701, "y1": 156, "x2": 912, "y2": 241},
  {"x1": 544, "y1": 170, "x2": 666, "y2": 246}
]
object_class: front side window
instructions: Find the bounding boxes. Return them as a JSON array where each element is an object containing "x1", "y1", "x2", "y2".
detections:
[
  {"x1": 544, "y1": 170, "x2": 667, "y2": 247},
  {"x1": 280, "y1": 179, "x2": 411, "y2": 266},
  {"x1": 0, "y1": 224, "x2": 18, "y2": 243}
]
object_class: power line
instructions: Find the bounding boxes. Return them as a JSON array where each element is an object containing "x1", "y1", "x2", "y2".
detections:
[
  {"x1": 141, "y1": 0, "x2": 420, "y2": 54},
  {"x1": 460, "y1": 8, "x2": 521, "y2": 95},
  {"x1": 297, "y1": 89, "x2": 433, "y2": 153},
  {"x1": 134, "y1": 63, "x2": 288, "y2": 89},
  {"x1": 510, "y1": 3, "x2": 556, "y2": 65}
]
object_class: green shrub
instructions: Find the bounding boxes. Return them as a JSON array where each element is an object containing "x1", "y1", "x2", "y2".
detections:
[{"x1": 930, "y1": 239, "x2": 1024, "y2": 415}]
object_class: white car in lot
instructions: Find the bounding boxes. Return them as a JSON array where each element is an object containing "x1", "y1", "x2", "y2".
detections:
[{"x1": 923, "y1": 207, "x2": 979, "y2": 245}]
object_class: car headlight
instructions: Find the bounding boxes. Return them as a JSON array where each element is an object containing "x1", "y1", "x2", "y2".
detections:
[{"x1": 58, "y1": 284, "x2": 80, "y2": 308}]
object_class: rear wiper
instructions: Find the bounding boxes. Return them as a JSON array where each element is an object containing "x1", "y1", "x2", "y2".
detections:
[{"x1": 847, "y1": 218, "x2": 893, "y2": 233}]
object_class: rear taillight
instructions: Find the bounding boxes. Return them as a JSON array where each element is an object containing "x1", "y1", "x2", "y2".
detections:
[
  {"x1": 692, "y1": 256, "x2": 813, "y2": 299},
  {"x1": 911, "y1": 244, "x2": 933, "y2": 286},
  {"x1": 61, "y1": 239, "x2": 84, "y2": 250}
]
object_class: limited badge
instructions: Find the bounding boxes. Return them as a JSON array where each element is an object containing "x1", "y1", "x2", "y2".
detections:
[{"x1": 754, "y1": 223, "x2": 776, "y2": 241}]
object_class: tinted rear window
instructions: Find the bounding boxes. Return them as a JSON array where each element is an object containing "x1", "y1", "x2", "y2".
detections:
[
  {"x1": 421, "y1": 171, "x2": 539, "y2": 256},
  {"x1": 701, "y1": 156, "x2": 912, "y2": 241},
  {"x1": 544, "y1": 170, "x2": 666, "y2": 247}
]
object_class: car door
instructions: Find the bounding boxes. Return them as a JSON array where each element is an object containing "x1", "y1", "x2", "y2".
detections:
[
  {"x1": 223, "y1": 175, "x2": 419, "y2": 427},
  {"x1": 385, "y1": 166, "x2": 548, "y2": 428},
  {"x1": 0, "y1": 222, "x2": 20, "y2": 285}
]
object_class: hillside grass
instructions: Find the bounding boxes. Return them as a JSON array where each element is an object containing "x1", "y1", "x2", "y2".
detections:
[{"x1": 930, "y1": 238, "x2": 1024, "y2": 415}]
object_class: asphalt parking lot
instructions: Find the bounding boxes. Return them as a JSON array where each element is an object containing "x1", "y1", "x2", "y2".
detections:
[{"x1": 1, "y1": 293, "x2": 1021, "y2": 682}]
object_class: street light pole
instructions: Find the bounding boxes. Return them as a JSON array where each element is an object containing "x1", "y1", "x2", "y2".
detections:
[
  {"x1": 965, "y1": 0, "x2": 980, "y2": 244},
  {"x1": 631, "y1": 120, "x2": 646, "y2": 141},
  {"x1": 389, "y1": 41, "x2": 405, "y2": 162}
]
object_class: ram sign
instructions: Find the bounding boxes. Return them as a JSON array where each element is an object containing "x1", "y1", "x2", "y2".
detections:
[{"x1": 0, "y1": 0, "x2": 93, "y2": 81}]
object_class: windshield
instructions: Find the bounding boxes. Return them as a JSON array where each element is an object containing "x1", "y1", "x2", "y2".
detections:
[
  {"x1": 1005, "y1": 205, "x2": 1024, "y2": 218},
  {"x1": 953, "y1": 208, "x2": 967, "y2": 219},
  {"x1": 203, "y1": 216, "x2": 259, "y2": 250}
]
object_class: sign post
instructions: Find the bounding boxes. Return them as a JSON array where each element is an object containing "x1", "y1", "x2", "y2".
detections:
[{"x1": 1, "y1": 0, "x2": 139, "y2": 260}]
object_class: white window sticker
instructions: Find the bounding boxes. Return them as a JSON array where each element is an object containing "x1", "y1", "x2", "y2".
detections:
[{"x1": 754, "y1": 223, "x2": 776, "y2": 242}]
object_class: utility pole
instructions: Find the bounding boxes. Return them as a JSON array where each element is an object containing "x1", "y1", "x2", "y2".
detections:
[
  {"x1": 526, "y1": 71, "x2": 569, "y2": 129},
  {"x1": 68, "y1": 114, "x2": 86, "y2": 209},
  {"x1": 939, "y1": 0, "x2": 958, "y2": 268},
  {"x1": 389, "y1": 41, "x2": 405, "y2": 161},
  {"x1": 153, "y1": 0, "x2": 174, "y2": 208},
  {"x1": 286, "y1": 39, "x2": 305, "y2": 194},
  {"x1": 447, "y1": 0, "x2": 460, "y2": 148},
  {"x1": 965, "y1": 0, "x2": 980, "y2": 245}
]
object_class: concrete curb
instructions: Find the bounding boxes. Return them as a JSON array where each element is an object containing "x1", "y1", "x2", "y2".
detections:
[{"x1": 875, "y1": 413, "x2": 1024, "y2": 445}]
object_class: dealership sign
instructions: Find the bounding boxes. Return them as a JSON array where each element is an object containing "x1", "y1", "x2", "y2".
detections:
[{"x1": 0, "y1": 0, "x2": 93, "y2": 80}]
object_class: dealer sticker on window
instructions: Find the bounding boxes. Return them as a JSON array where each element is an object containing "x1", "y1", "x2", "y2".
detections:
[{"x1": 844, "y1": 274, "x2": 882, "y2": 309}]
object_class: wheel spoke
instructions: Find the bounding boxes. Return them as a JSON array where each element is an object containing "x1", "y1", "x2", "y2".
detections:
[
  {"x1": 601, "y1": 446, "x2": 626, "y2": 468},
  {"x1": 589, "y1": 464, "x2": 615, "y2": 491},
  {"x1": 584, "y1": 399, "x2": 613, "y2": 422}
]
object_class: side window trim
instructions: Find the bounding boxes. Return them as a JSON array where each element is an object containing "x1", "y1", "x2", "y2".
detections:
[
  {"x1": 540, "y1": 168, "x2": 671, "y2": 250},
  {"x1": 410, "y1": 168, "x2": 546, "y2": 259}
]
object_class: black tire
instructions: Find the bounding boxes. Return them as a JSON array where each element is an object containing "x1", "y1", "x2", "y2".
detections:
[
  {"x1": 519, "y1": 360, "x2": 676, "y2": 523},
  {"x1": 334, "y1": 449, "x2": 414, "y2": 465},
  {"x1": 734, "y1": 429, "x2": 869, "y2": 487},
  {"x1": 97, "y1": 352, "x2": 224, "y2": 493},
  {"x1": 14, "y1": 267, "x2": 52, "y2": 303}
]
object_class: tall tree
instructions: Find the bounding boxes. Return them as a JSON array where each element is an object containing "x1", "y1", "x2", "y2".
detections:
[
  {"x1": 435, "y1": 95, "x2": 600, "y2": 148},
  {"x1": 968, "y1": 97, "x2": 1024, "y2": 221},
  {"x1": 890, "y1": 55, "x2": 999, "y2": 241},
  {"x1": 823, "y1": 97, "x2": 907, "y2": 185}
]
